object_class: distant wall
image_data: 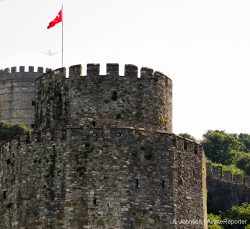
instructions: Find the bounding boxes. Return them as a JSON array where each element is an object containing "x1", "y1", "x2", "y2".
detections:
[
  {"x1": 0, "y1": 66, "x2": 49, "y2": 127},
  {"x1": 206, "y1": 163, "x2": 250, "y2": 212}
]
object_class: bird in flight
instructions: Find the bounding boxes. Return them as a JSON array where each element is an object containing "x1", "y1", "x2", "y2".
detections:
[{"x1": 42, "y1": 50, "x2": 59, "y2": 56}]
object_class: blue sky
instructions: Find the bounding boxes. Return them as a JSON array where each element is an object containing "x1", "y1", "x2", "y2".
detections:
[{"x1": 1, "y1": 0, "x2": 250, "y2": 139}]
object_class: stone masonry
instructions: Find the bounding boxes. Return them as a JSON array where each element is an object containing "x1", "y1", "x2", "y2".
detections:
[
  {"x1": 0, "y1": 66, "x2": 50, "y2": 128},
  {"x1": 206, "y1": 162, "x2": 250, "y2": 213},
  {"x1": 0, "y1": 64, "x2": 207, "y2": 228}
]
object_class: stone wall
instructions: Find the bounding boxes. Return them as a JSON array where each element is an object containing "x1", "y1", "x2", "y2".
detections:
[
  {"x1": 0, "y1": 128, "x2": 206, "y2": 229},
  {"x1": 35, "y1": 64, "x2": 172, "y2": 132},
  {"x1": 0, "y1": 66, "x2": 50, "y2": 127},
  {"x1": 0, "y1": 63, "x2": 207, "y2": 228},
  {"x1": 206, "y1": 163, "x2": 250, "y2": 212}
]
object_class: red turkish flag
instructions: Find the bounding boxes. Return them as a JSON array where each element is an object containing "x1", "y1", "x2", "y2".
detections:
[{"x1": 47, "y1": 9, "x2": 62, "y2": 29}]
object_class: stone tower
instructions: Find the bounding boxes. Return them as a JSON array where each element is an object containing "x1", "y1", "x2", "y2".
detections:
[
  {"x1": 0, "y1": 66, "x2": 49, "y2": 127},
  {"x1": 0, "y1": 64, "x2": 207, "y2": 229}
]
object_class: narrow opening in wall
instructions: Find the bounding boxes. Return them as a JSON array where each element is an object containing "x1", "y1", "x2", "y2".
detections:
[
  {"x1": 162, "y1": 180, "x2": 165, "y2": 189},
  {"x1": 31, "y1": 124, "x2": 35, "y2": 128},
  {"x1": 3, "y1": 191, "x2": 6, "y2": 200},
  {"x1": 32, "y1": 101, "x2": 36, "y2": 106},
  {"x1": 111, "y1": 91, "x2": 117, "y2": 101},
  {"x1": 85, "y1": 142, "x2": 90, "y2": 147},
  {"x1": 6, "y1": 159, "x2": 11, "y2": 165},
  {"x1": 119, "y1": 64, "x2": 124, "y2": 76},
  {"x1": 172, "y1": 137, "x2": 176, "y2": 146},
  {"x1": 194, "y1": 145, "x2": 198, "y2": 154},
  {"x1": 92, "y1": 121, "x2": 96, "y2": 127},
  {"x1": 138, "y1": 83, "x2": 143, "y2": 89},
  {"x1": 184, "y1": 141, "x2": 188, "y2": 150},
  {"x1": 93, "y1": 197, "x2": 97, "y2": 205},
  {"x1": 116, "y1": 114, "x2": 121, "y2": 119},
  {"x1": 136, "y1": 179, "x2": 139, "y2": 189}
]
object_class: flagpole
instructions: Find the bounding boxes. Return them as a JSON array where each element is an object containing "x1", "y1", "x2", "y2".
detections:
[{"x1": 62, "y1": 4, "x2": 64, "y2": 67}]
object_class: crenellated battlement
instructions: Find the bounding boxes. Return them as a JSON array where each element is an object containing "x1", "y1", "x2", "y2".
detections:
[
  {"x1": 0, "y1": 66, "x2": 51, "y2": 76},
  {"x1": 35, "y1": 63, "x2": 171, "y2": 81},
  {"x1": 206, "y1": 162, "x2": 250, "y2": 188},
  {"x1": 35, "y1": 63, "x2": 173, "y2": 133},
  {"x1": 1, "y1": 126, "x2": 203, "y2": 162}
]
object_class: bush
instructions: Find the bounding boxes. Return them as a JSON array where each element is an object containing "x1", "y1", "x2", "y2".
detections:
[
  {"x1": 207, "y1": 160, "x2": 245, "y2": 176},
  {"x1": 207, "y1": 213, "x2": 224, "y2": 229},
  {"x1": 178, "y1": 133, "x2": 197, "y2": 141},
  {"x1": 236, "y1": 154, "x2": 250, "y2": 176},
  {"x1": 221, "y1": 203, "x2": 250, "y2": 229},
  {"x1": 0, "y1": 122, "x2": 31, "y2": 142}
]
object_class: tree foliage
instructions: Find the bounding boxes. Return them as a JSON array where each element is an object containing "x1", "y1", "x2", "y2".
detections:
[
  {"x1": 178, "y1": 133, "x2": 197, "y2": 141},
  {"x1": 0, "y1": 122, "x2": 31, "y2": 142},
  {"x1": 203, "y1": 130, "x2": 244, "y2": 165},
  {"x1": 208, "y1": 203, "x2": 250, "y2": 229},
  {"x1": 207, "y1": 213, "x2": 224, "y2": 229},
  {"x1": 238, "y1": 133, "x2": 250, "y2": 153},
  {"x1": 222, "y1": 203, "x2": 250, "y2": 229},
  {"x1": 236, "y1": 154, "x2": 250, "y2": 176}
]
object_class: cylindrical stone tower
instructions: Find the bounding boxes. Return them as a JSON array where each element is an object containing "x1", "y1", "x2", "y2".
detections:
[
  {"x1": 35, "y1": 63, "x2": 173, "y2": 132},
  {"x1": 0, "y1": 66, "x2": 49, "y2": 128}
]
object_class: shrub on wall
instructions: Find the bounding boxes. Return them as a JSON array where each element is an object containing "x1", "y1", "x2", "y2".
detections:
[{"x1": 0, "y1": 121, "x2": 31, "y2": 142}]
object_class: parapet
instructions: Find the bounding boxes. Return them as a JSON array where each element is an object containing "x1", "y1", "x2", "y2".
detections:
[
  {"x1": 35, "y1": 63, "x2": 173, "y2": 133},
  {"x1": 0, "y1": 66, "x2": 51, "y2": 83},
  {"x1": 0, "y1": 66, "x2": 51, "y2": 74},
  {"x1": 206, "y1": 162, "x2": 250, "y2": 188},
  {"x1": 36, "y1": 63, "x2": 171, "y2": 80},
  {"x1": 1, "y1": 127, "x2": 203, "y2": 157}
]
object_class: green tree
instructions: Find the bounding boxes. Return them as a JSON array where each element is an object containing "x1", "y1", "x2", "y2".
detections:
[
  {"x1": 203, "y1": 130, "x2": 244, "y2": 165},
  {"x1": 179, "y1": 133, "x2": 197, "y2": 141},
  {"x1": 236, "y1": 154, "x2": 250, "y2": 176},
  {"x1": 0, "y1": 122, "x2": 31, "y2": 142},
  {"x1": 207, "y1": 213, "x2": 224, "y2": 229},
  {"x1": 222, "y1": 203, "x2": 250, "y2": 229},
  {"x1": 238, "y1": 133, "x2": 250, "y2": 152}
]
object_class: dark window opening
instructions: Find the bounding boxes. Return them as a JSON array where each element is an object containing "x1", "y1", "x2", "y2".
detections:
[
  {"x1": 136, "y1": 179, "x2": 139, "y2": 189},
  {"x1": 6, "y1": 202, "x2": 13, "y2": 208},
  {"x1": 3, "y1": 191, "x2": 6, "y2": 200},
  {"x1": 162, "y1": 180, "x2": 165, "y2": 189},
  {"x1": 6, "y1": 159, "x2": 11, "y2": 165},
  {"x1": 93, "y1": 197, "x2": 97, "y2": 205},
  {"x1": 184, "y1": 141, "x2": 188, "y2": 150},
  {"x1": 32, "y1": 101, "x2": 36, "y2": 106},
  {"x1": 172, "y1": 137, "x2": 176, "y2": 146},
  {"x1": 116, "y1": 114, "x2": 121, "y2": 119},
  {"x1": 92, "y1": 121, "x2": 96, "y2": 127},
  {"x1": 85, "y1": 142, "x2": 90, "y2": 147},
  {"x1": 194, "y1": 145, "x2": 198, "y2": 154},
  {"x1": 111, "y1": 91, "x2": 118, "y2": 101},
  {"x1": 31, "y1": 124, "x2": 35, "y2": 128}
]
